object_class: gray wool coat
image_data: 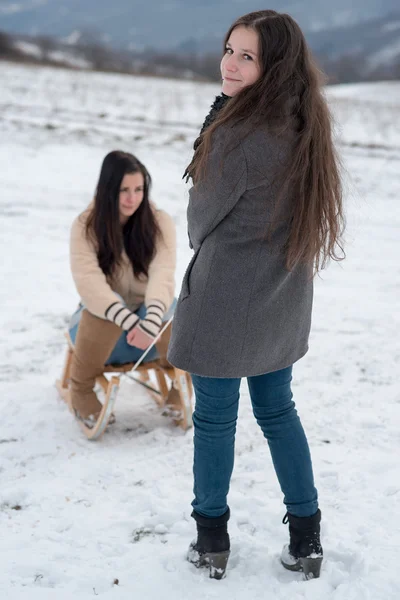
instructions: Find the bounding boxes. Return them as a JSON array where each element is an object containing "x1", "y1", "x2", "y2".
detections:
[{"x1": 167, "y1": 124, "x2": 313, "y2": 378}]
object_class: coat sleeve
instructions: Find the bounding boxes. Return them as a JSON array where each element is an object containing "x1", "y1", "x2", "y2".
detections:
[
  {"x1": 187, "y1": 129, "x2": 248, "y2": 250},
  {"x1": 69, "y1": 215, "x2": 139, "y2": 332},
  {"x1": 144, "y1": 209, "x2": 177, "y2": 315}
]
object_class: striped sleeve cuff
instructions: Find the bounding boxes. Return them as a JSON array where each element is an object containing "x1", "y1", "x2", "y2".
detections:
[
  {"x1": 138, "y1": 299, "x2": 166, "y2": 338},
  {"x1": 105, "y1": 302, "x2": 139, "y2": 331}
]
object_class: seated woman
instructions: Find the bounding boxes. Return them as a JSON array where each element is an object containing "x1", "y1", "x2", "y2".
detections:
[{"x1": 68, "y1": 150, "x2": 176, "y2": 425}]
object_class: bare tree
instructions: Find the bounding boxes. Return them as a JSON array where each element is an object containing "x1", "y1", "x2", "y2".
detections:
[
  {"x1": 0, "y1": 30, "x2": 13, "y2": 58},
  {"x1": 197, "y1": 53, "x2": 220, "y2": 81},
  {"x1": 36, "y1": 35, "x2": 57, "y2": 61}
]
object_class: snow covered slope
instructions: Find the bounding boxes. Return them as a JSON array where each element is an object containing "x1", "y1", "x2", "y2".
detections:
[{"x1": 0, "y1": 62, "x2": 399, "y2": 599}]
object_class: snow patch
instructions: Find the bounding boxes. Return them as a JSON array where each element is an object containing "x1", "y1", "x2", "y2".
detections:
[
  {"x1": 0, "y1": 61, "x2": 399, "y2": 599},
  {"x1": 381, "y1": 21, "x2": 400, "y2": 33},
  {"x1": 368, "y1": 38, "x2": 400, "y2": 69},
  {"x1": 13, "y1": 40, "x2": 42, "y2": 58}
]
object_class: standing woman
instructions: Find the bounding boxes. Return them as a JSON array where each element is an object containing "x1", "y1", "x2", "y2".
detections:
[
  {"x1": 69, "y1": 150, "x2": 176, "y2": 426},
  {"x1": 168, "y1": 11, "x2": 344, "y2": 579}
]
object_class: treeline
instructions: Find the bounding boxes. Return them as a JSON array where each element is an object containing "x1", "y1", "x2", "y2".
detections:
[
  {"x1": 1, "y1": 29, "x2": 399, "y2": 84},
  {"x1": 0, "y1": 29, "x2": 217, "y2": 80}
]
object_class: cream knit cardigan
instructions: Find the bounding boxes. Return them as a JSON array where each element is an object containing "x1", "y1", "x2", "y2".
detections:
[{"x1": 70, "y1": 205, "x2": 176, "y2": 332}]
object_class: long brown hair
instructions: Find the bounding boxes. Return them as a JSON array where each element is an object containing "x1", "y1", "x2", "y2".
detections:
[
  {"x1": 187, "y1": 10, "x2": 345, "y2": 273},
  {"x1": 85, "y1": 150, "x2": 161, "y2": 278}
]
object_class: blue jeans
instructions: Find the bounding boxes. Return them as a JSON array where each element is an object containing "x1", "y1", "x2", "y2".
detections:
[
  {"x1": 191, "y1": 366, "x2": 319, "y2": 519},
  {"x1": 69, "y1": 299, "x2": 176, "y2": 365}
]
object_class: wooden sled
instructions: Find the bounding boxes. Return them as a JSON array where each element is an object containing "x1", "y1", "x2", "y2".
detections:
[{"x1": 56, "y1": 330, "x2": 193, "y2": 441}]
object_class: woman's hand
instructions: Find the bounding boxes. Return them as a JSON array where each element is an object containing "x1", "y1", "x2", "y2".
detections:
[
  {"x1": 126, "y1": 301, "x2": 164, "y2": 349},
  {"x1": 126, "y1": 325, "x2": 154, "y2": 350}
]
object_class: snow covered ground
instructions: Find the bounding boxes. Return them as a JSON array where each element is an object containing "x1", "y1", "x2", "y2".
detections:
[{"x1": 1, "y1": 62, "x2": 399, "y2": 599}]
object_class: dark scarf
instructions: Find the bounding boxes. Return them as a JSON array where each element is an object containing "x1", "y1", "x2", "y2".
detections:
[{"x1": 184, "y1": 92, "x2": 231, "y2": 181}]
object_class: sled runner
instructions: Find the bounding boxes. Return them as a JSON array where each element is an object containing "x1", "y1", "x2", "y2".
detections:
[{"x1": 55, "y1": 320, "x2": 193, "y2": 440}]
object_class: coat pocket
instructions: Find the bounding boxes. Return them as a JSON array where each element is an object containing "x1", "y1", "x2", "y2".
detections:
[{"x1": 180, "y1": 247, "x2": 201, "y2": 300}]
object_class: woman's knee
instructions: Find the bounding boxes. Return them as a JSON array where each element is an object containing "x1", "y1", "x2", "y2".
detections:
[
  {"x1": 192, "y1": 375, "x2": 240, "y2": 424},
  {"x1": 248, "y1": 367, "x2": 294, "y2": 414}
]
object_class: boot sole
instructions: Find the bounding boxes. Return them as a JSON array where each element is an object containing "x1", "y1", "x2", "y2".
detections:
[
  {"x1": 188, "y1": 549, "x2": 230, "y2": 580},
  {"x1": 281, "y1": 555, "x2": 323, "y2": 579}
]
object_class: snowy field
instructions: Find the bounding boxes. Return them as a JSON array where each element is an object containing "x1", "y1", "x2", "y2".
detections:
[{"x1": 1, "y1": 62, "x2": 399, "y2": 599}]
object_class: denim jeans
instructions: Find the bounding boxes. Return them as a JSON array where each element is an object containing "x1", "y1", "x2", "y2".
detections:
[{"x1": 191, "y1": 366, "x2": 319, "y2": 519}]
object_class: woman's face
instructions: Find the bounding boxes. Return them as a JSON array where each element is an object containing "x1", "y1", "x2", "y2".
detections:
[
  {"x1": 119, "y1": 171, "x2": 144, "y2": 224},
  {"x1": 220, "y1": 26, "x2": 261, "y2": 97}
]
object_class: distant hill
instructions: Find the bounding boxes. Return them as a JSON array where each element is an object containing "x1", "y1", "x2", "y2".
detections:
[
  {"x1": 0, "y1": 0, "x2": 399, "y2": 52},
  {"x1": 1, "y1": 2, "x2": 399, "y2": 81}
]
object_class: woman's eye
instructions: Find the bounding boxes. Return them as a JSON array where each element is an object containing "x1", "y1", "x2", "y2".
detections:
[
  {"x1": 244, "y1": 54, "x2": 253, "y2": 61},
  {"x1": 225, "y1": 47, "x2": 233, "y2": 54}
]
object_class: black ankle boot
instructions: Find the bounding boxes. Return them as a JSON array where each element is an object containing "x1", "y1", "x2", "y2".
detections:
[
  {"x1": 187, "y1": 509, "x2": 230, "y2": 579},
  {"x1": 281, "y1": 509, "x2": 323, "y2": 579}
]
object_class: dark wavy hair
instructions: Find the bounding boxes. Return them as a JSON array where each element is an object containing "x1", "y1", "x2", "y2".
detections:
[
  {"x1": 85, "y1": 150, "x2": 160, "y2": 278},
  {"x1": 186, "y1": 10, "x2": 345, "y2": 273}
]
